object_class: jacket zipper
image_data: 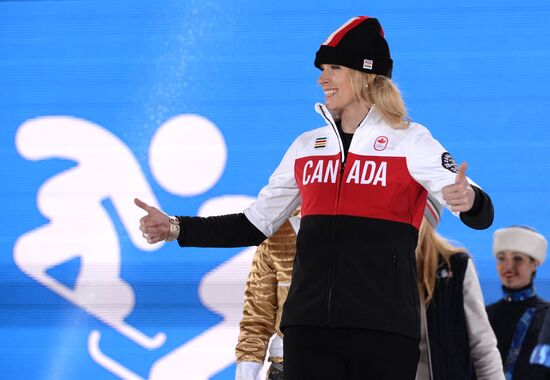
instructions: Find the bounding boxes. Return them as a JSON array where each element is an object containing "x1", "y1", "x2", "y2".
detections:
[
  {"x1": 320, "y1": 106, "x2": 346, "y2": 325},
  {"x1": 327, "y1": 160, "x2": 346, "y2": 324},
  {"x1": 315, "y1": 104, "x2": 374, "y2": 325},
  {"x1": 393, "y1": 255, "x2": 398, "y2": 301}
]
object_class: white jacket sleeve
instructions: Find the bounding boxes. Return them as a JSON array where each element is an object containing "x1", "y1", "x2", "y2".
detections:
[
  {"x1": 244, "y1": 137, "x2": 302, "y2": 237},
  {"x1": 405, "y1": 125, "x2": 479, "y2": 215},
  {"x1": 463, "y1": 259, "x2": 505, "y2": 380}
]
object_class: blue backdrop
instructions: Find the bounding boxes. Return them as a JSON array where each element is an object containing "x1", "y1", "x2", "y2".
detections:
[{"x1": 1, "y1": 1, "x2": 550, "y2": 379}]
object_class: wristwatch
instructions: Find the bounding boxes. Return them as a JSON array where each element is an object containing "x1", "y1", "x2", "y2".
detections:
[{"x1": 166, "y1": 216, "x2": 180, "y2": 242}]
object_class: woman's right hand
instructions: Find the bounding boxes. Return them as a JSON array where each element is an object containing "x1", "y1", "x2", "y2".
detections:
[{"x1": 134, "y1": 198, "x2": 170, "y2": 244}]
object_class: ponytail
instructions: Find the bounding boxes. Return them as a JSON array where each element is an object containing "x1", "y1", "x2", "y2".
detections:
[{"x1": 349, "y1": 70, "x2": 410, "y2": 129}]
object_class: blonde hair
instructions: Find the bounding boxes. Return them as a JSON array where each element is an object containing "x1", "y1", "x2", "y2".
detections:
[
  {"x1": 348, "y1": 70, "x2": 410, "y2": 129},
  {"x1": 415, "y1": 217, "x2": 465, "y2": 305}
]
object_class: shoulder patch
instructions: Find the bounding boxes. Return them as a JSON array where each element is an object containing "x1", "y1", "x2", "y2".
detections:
[{"x1": 441, "y1": 152, "x2": 458, "y2": 173}]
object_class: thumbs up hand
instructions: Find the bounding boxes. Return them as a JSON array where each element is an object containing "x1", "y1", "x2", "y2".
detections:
[
  {"x1": 134, "y1": 198, "x2": 170, "y2": 244},
  {"x1": 441, "y1": 162, "x2": 475, "y2": 212}
]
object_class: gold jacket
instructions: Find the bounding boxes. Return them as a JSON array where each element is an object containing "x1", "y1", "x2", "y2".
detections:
[{"x1": 235, "y1": 219, "x2": 296, "y2": 364}]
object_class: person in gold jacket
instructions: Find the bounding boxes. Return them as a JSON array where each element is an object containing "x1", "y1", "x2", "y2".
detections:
[{"x1": 235, "y1": 213, "x2": 299, "y2": 380}]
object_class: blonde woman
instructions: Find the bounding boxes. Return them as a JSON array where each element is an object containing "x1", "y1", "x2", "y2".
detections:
[
  {"x1": 136, "y1": 16, "x2": 494, "y2": 379},
  {"x1": 416, "y1": 196, "x2": 504, "y2": 380}
]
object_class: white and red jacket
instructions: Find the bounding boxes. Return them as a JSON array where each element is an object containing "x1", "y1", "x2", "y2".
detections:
[{"x1": 178, "y1": 103, "x2": 493, "y2": 339}]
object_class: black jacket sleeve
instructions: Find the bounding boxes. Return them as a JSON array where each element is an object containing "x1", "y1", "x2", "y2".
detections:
[
  {"x1": 177, "y1": 213, "x2": 267, "y2": 247},
  {"x1": 459, "y1": 186, "x2": 494, "y2": 230}
]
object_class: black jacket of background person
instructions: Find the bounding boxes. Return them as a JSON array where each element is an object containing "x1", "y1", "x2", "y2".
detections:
[
  {"x1": 532, "y1": 310, "x2": 550, "y2": 378},
  {"x1": 427, "y1": 252, "x2": 472, "y2": 380},
  {"x1": 487, "y1": 284, "x2": 550, "y2": 380},
  {"x1": 176, "y1": 105, "x2": 494, "y2": 341}
]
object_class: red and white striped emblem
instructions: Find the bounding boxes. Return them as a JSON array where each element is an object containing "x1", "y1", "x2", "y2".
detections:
[{"x1": 322, "y1": 16, "x2": 369, "y2": 47}]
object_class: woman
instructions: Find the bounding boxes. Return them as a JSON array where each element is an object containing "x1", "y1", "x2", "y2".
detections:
[
  {"x1": 136, "y1": 16, "x2": 494, "y2": 379},
  {"x1": 416, "y1": 196, "x2": 503, "y2": 380},
  {"x1": 487, "y1": 226, "x2": 549, "y2": 379}
]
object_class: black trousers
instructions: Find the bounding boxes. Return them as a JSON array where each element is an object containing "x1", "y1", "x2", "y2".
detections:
[{"x1": 283, "y1": 326, "x2": 420, "y2": 380}]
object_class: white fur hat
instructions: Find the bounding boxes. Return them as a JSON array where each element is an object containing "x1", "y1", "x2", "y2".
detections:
[{"x1": 493, "y1": 226, "x2": 547, "y2": 264}]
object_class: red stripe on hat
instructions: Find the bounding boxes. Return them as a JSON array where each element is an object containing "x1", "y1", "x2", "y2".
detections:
[{"x1": 323, "y1": 16, "x2": 370, "y2": 47}]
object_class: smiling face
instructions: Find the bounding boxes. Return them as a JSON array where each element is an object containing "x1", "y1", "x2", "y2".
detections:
[
  {"x1": 318, "y1": 64, "x2": 361, "y2": 118},
  {"x1": 496, "y1": 250, "x2": 538, "y2": 289}
]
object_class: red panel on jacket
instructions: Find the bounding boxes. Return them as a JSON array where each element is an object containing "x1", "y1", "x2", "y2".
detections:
[{"x1": 295, "y1": 153, "x2": 427, "y2": 229}]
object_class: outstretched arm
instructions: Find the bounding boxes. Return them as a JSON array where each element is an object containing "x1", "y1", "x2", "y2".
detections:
[{"x1": 135, "y1": 198, "x2": 267, "y2": 247}]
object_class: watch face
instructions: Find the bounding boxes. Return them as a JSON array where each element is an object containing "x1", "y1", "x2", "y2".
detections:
[{"x1": 170, "y1": 216, "x2": 180, "y2": 225}]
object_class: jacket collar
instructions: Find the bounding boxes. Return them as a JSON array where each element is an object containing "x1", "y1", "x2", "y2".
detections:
[
  {"x1": 314, "y1": 103, "x2": 381, "y2": 164},
  {"x1": 502, "y1": 283, "x2": 537, "y2": 302},
  {"x1": 314, "y1": 103, "x2": 381, "y2": 131}
]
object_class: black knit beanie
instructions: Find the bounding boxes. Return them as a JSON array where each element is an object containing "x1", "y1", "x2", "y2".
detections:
[{"x1": 314, "y1": 16, "x2": 393, "y2": 78}]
